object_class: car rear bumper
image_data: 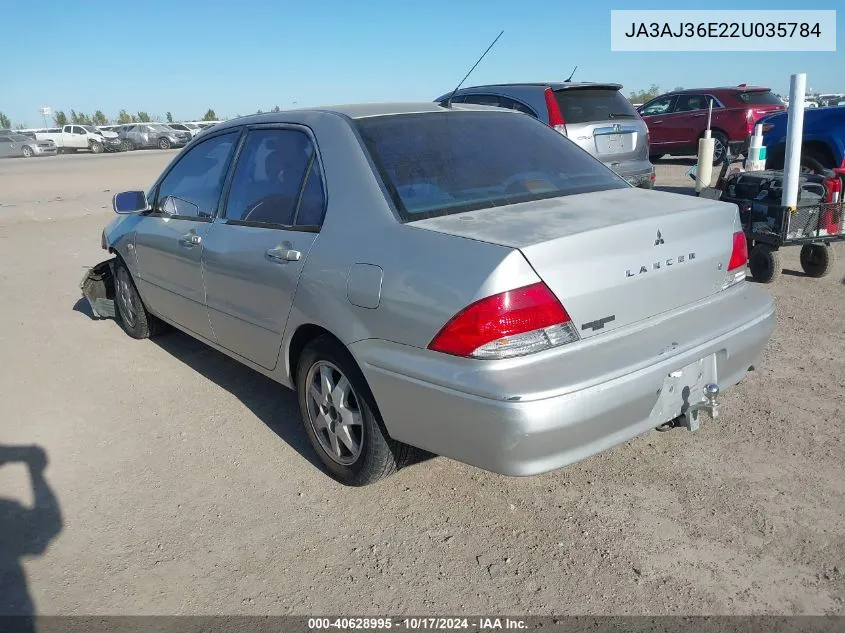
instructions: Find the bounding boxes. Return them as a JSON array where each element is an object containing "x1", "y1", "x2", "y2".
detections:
[
  {"x1": 352, "y1": 283, "x2": 775, "y2": 477},
  {"x1": 607, "y1": 159, "x2": 655, "y2": 188}
]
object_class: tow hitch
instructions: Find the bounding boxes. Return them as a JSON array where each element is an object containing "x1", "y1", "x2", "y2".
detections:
[
  {"x1": 655, "y1": 382, "x2": 721, "y2": 433},
  {"x1": 680, "y1": 383, "x2": 720, "y2": 432},
  {"x1": 80, "y1": 258, "x2": 117, "y2": 319}
]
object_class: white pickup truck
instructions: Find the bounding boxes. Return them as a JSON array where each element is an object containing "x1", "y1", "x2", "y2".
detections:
[{"x1": 33, "y1": 125, "x2": 121, "y2": 154}]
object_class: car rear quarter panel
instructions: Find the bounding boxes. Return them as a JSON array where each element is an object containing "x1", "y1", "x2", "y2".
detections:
[{"x1": 278, "y1": 111, "x2": 541, "y2": 385}]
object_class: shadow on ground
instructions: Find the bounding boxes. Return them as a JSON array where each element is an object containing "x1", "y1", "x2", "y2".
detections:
[
  {"x1": 73, "y1": 296, "x2": 434, "y2": 475},
  {"x1": 0, "y1": 444, "x2": 62, "y2": 628}
]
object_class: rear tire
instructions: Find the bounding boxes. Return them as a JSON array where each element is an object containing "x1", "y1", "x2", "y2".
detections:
[
  {"x1": 800, "y1": 243, "x2": 835, "y2": 278},
  {"x1": 711, "y1": 131, "x2": 729, "y2": 166},
  {"x1": 296, "y1": 335, "x2": 413, "y2": 486},
  {"x1": 113, "y1": 259, "x2": 162, "y2": 339},
  {"x1": 21, "y1": 145, "x2": 33, "y2": 158},
  {"x1": 159, "y1": 137, "x2": 171, "y2": 150},
  {"x1": 748, "y1": 244, "x2": 781, "y2": 283}
]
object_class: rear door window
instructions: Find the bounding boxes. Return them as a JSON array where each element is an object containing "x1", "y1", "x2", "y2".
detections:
[
  {"x1": 356, "y1": 111, "x2": 627, "y2": 221},
  {"x1": 737, "y1": 90, "x2": 784, "y2": 105},
  {"x1": 497, "y1": 96, "x2": 538, "y2": 118},
  {"x1": 554, "y1": 88, "x2": 638, "y2": 123},
  {"x1": 223, "y1": 128, "x2": 324, "y2": 227},
  {"x1": 674, "y1": 94, "x2": 708, "y2": 112}
]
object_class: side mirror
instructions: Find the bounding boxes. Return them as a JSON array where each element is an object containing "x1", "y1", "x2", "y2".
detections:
[{"x1": 113, "y1": 191, "x2": 148, "y2": 214}]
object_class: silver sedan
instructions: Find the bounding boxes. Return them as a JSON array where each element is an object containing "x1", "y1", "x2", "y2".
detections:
[{"x1": 82, "y1": 103, "x2": 775, "y2": 486}]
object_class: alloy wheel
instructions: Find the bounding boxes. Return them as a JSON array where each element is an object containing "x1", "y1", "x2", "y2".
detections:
[{"x1": 304, "y1": 360, "x2": 364, "y2": 465}]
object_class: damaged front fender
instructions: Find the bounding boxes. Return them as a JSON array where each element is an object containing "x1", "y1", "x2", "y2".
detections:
[{"x1": 80, "y1": 258, "x2": 117, "y2": 319}]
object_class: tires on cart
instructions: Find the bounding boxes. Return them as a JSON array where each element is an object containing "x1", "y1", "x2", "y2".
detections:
[
  {"x1": 800, "y1": 243, "x2": 836, "y2": 278},
  {"x1": 748, "y1": 244, "x2": 782, "y2": 284}
]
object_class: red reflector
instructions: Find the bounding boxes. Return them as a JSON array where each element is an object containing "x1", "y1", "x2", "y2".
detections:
[
  {"x1": 728, "y1": 231, "x2": 748, "y2": 271},
  {"x1": 544, "y1": 88, "x2": 566, "y2": 131},
  {"x1": 428, "y1": 282, "x2": 571, "y2": 358}
]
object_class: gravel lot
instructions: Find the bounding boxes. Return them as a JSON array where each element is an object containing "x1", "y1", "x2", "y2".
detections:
[{"x1": 1, "y1": 151, "x2": 844, "y2": 616}]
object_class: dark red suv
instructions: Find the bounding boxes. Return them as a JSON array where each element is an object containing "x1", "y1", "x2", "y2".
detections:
[{"x1": 637, "y1": 85, "x2": 785, "y2": 165}]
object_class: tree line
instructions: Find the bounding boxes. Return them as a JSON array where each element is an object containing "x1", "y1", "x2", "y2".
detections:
[
  {"x1": 0, "y1": 108, "x2": 222, "y2": 130},
  {"x1": 628, "y1": 85, "x2": 684, "y2": 103}
]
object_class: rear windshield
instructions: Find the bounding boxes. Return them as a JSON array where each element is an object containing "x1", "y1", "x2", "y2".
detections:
[
  {"x1": 554, "y1": 88, "x2": 638, "y2": 123},
  {"x1": 355, "y1": 111, "x2": 627, "y2": 221},
  {"x1": 737, "y1": 90, "x2": 783, "y2": 105}
]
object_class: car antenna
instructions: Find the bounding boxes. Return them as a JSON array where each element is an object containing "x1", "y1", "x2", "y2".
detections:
[
  {"x1": 565, "y1": 65, "x2": 578, "y2": 82},
  {"x1": 444, "y1": 30, "x2": 504, "y2": 109}
]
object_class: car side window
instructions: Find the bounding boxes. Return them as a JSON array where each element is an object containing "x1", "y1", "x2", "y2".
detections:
[
  {"x1": 0, "y1": 135, "x2": 11, "y2": 142},
  {"x1": 72, "y1": 126, "x2": 84, "y2": 134},
  {"x1": 640, "y1": 96, "x2": 676, "y2": 116},
  {"x1": 154, "y1": 131, "x2": 239, "y2": 219},
  {"x1": 497, "y1": 96, "x2": 538, "y2": 118},
  {"x1": 460, "y1": 94, "x2": 501, "y2": 107},
  {"x1": 674, "y1": 94, "x2": 706, "y2": 112},
  {"x1": 223, "y1": 128, "x2": 324, "y2": 227}
]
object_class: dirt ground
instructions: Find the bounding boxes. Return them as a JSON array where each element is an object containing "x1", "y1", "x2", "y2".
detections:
[{"x1": 0, "y1": 151, "x2": 843, "y2": 616}]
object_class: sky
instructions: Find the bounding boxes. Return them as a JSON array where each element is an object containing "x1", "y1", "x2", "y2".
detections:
[{"x1": 2, "y1": 0, "x2": 843, "y2": 127}]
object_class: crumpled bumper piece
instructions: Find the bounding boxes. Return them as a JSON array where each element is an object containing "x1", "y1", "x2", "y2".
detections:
[{"x1": 80, "y1": 258, "x2": 117, "y2": 319}]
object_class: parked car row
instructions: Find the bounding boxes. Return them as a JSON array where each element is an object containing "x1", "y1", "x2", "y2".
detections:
[{"x1": 4, "y1": 120, "x2": 223, "y2": 158}]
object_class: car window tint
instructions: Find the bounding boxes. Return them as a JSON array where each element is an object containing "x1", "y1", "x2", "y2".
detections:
[
  {"x1": 737, "y1": 90, "x2": 783, "y2": 105},
  {"x1": 460, "y1": 94, "x2": 501, "y2": 107},
  {"x1": 0, "y1": 136, "x2": 11, "y2": 142},
  {"x1": 674, "y1": 94, "x2": 706, "y2": 112},
  {"x1": 554, "y1": 88, "x2": 637, "y2": 123},
  {"x1": 639, "y1": 96, "x2": 675, "y2": 116},
  {"x1": 497, "y1": 96, "x2": 537, "y2": 117},
  {"x1": 295, "y1": 157, "x2": 327, "y2": 227},
  {"x1": 156, "y1": 131, "x2": 239, "y2": 218},
  {"x1": 356, "y1": 111, "x2": 627, "y2": 222},
  {"x1": 224, "y1": 128, "x2": 315, "y2": 225}
]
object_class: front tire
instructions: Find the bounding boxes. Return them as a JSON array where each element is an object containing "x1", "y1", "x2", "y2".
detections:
[
  {"x1": 90, "y1": 141, "x2": 104, "y2": 154},
  {"x1": 120, "y1": 139, "x2": 134, "y2": 152},
  {"x1": 296, "y1": 335, "x2": 412, "y2": 486},
  {"x1": 748, "y1": 244, "x2": 782, "y2": 283},
  {"x1": 159, "y1": 137, "x2": 171, "y2": 150},
  {"x1": 114, "y1": 259, "x2": 161, "y2": 339},
  {"x1": 21, "y1": 145, "x2": 33, "y2": 158},
  {"x1": 800, "y1": 243, "x2": 835, "y2": 278}
]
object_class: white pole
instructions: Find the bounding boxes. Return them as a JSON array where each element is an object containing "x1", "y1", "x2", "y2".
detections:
[{"x1": 782, "y1": 73, "x2": 807, "y2": 210}]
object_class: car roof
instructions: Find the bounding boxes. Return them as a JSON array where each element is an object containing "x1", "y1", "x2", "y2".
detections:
[
  {"x1": 210, "y1": 102, "x2": 514, "y2": 132},
  {"x1": 668, "y1": 86, "x2": 771, "y2": 94},
  {"x1": 460, "y1": 81, "x2": 622, "y2": 91}
]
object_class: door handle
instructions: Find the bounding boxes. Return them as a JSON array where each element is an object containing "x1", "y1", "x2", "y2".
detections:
[
  {"x1": 653, "y1": 120, "x2": 664, "y2": 124},
  {"x1": 266, "y1": 247, "x2": 302, "y2": 262},
  {"x1": 179, "y1": 233, "x2": 202, "y2": 246}
]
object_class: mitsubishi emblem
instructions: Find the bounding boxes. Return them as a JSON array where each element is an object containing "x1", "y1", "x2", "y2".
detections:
[
  {"x1": 654, "y1": 230, "x2": 665, "y2": 246},
  {"x1": 613, "y1": 123, "x2": 621, "y2": 133}
]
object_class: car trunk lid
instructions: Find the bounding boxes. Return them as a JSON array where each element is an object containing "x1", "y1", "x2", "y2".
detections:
[{"x1": 411, "y1": 187, "x2": 740, "y2": 338}]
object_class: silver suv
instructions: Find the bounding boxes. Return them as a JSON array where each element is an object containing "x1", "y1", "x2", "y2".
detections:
[{"x1": 435, "y1": 82, "x2": 654, "y2": 188}]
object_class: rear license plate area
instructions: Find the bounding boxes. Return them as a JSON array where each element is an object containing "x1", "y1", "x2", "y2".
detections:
[
  {"x1": 650, "y1": 354, "x2": 717, "y2": 423},
  {"x1": 596, "y1": 133, "x2": 626, "y2": 154}
]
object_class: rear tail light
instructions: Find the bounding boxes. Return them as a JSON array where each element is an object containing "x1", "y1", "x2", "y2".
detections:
[
  {"x1": 724, "y1": 230, "x2": 748, "y2": 288},
  {"x1": 746, "y1": 111, "x2": 755, "y2": 136},
  {"x1": 544, "y1": 88, "x2": 567, "y2": 135},
  {"x1": 428, "y1": 282, "x2": 580, "y2": 359}
]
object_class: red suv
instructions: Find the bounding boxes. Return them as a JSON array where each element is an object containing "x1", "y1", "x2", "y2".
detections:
[{"x1": 637, "y1": 85, "x2": 785, "y2": 165}]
